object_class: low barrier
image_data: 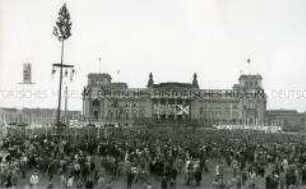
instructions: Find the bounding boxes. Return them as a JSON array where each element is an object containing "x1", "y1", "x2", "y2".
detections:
[{"x1": 213, "y1": 124, "x2": 282, "y2": 133}]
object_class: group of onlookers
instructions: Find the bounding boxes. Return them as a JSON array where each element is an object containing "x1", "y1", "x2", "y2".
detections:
[{"x1": 0, "y1": 126, "x2": 306, "y2": 189}]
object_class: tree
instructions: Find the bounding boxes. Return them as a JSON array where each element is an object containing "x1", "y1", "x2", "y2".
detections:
[
  {"x1": 53, "y1": 3, "x2": 72, "y2": 41},
  {"x1": 53, "y1": 3, "x2": 72, "y2": 127}
]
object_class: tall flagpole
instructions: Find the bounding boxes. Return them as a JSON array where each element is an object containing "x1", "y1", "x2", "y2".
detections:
[
  {"x1": 247, "y1": 58, "x2": 251, "y2": 75},
  {"x1": 52, "y1": 3, "x2": 73, "y2": 130}
]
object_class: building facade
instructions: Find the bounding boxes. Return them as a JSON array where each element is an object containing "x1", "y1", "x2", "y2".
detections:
[
  {"x1": 266, "y1": 110, "x2": 306, "y2": 131},
  {"x1": 82, "y1": 73, "x2": 267, "y2": 126},
  {"x1": 0, "y1": 107, "x2": 81, "y2": 125}
]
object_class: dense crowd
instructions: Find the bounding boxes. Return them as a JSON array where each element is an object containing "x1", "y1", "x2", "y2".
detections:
[{"x1": 1, "y1": 126, "x2": 306, "y2": 189}]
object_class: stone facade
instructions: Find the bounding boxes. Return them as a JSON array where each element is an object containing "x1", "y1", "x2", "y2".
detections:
[
  {"x1": 0, "y1": 107, "x2": 81, "y2": 125},
  {"x1": 266, "y1": 110, "x2": 306, "y2": 131},
  {"x1": 82, "y1": 73, "x2": 267, "y2": 126}
]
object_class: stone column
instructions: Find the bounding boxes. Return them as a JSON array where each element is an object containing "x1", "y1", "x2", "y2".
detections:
[
  {"x1": 165, "y1": 99, "x2": 169, "y2": 119},
  {"x1": 174, "y1": 99, "x2": 177, "y2": 120},
  {"x1": 157, "y1": 100, "x2": 160, "y2": 120},
  {"x1": 182, "y1": 100, "x2": 186, "y2": 120}
]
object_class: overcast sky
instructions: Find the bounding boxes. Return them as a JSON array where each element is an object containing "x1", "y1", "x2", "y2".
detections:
[{"x1": 0, "y1": 0, "x2": 306, "y2": 112}]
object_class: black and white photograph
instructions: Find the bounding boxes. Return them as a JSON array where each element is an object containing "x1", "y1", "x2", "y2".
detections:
[{"x1": 0, "y1": 0, "x2": 306, "y2": 188}]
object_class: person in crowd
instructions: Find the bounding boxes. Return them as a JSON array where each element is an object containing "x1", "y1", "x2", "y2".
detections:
[
  {"x1": 265, "y1": 172, "x2": 279, "y2": 189},
  {"x1": 282, "y1": 158, "x2": 289, "y2": 174},
  {"x1": 212, "y1": 178, "x2": 226, "y2": 189},
  {"x1": 302, "y1": 162, "x2": 306, "y2": 185},
  {"x1": 231, "y1": 159, "x2": 239, "y2": 178},
  {"x1": 279, "y1": 171, "x2": 286, "y2": 189},
  {"x1": 105, "y1": 180, "x2": 113, "y2": 189},
  {"x1": 60, "y1": 173, "x2": 67, "y2": 188},
  {"x1": 194, "y1": 159, "x2": 202, "y2": 186},
  {"x1": 126, "y1": 161, "x2": 136, "y2": 189},
  {"x1": 216, "y1": 161, "x2": 225, "y2": 181},
  {"x1": 67, "y1": 175, "x2": 74, "y2": 188},
  {"x1": 286, "y1": 164, "x2": 298, "y2": 189},
  {"x1": 29, "y1": 170, "x2": 39, "y2": 188},
  {"x1": 85, "y1": 178, "x2": 94, "y2": 189},
  {"x1": 143, "y1": 181, "x2": 153, "y2": 189},
  {"x1": 161, "y1": 175, "x2": 168, "y2": 189},
  {"x1": 97, "y1": 171, "x2": 106, "y2": 189}
]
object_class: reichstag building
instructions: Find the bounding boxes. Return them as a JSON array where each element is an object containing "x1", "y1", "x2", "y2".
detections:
[{"x1": 82, "y1": 73, "x2": 267, "y2": 126}]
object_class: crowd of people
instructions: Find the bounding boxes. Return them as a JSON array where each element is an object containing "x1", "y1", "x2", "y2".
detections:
[{"x1": 0, "y1": 126, "x2": 306, "y2": 189}]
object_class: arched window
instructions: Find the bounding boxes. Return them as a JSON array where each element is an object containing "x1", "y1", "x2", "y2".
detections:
[{"x1": 92, "y1": 99, "x2": 101, "y2": 107}]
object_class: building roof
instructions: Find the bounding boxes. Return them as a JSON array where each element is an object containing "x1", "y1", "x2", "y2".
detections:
[
  {"x1": 152, "y1": 82, "x2": 196, "y2": 89},
  {"x1": 88, "y1": 73, "x2": 112, "y2": 79},
  {"x1": 109, "y1": 82, "x2": 128, "y2": 89},
  {"x1": 0, "y1": 107, "x2": 19, "y2": 113},
  {"x1": 239, "y1": 74, "x2": 262, "y2": 80},
  {"x1": 266, "y1": 109, "x2": 300, "y2": 116}
]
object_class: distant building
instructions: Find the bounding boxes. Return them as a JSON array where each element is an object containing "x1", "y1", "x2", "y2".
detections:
[
  {"x1": 0, "y1": 108, "x2": 23, "y2": 124},
  {"x1": 266, "y1": 110, "x2": 306, "y2": 131},
  {"x1": 0, "y1": 107, "x2": 81, "y2": 125},
  {"x1": 82, "y1": 73, "x2": 267, "y2": 126}
]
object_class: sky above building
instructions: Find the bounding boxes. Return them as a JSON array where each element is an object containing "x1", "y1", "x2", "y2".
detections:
[{"x1": 0, "y1": 0, "x2": 306, "y2": 112}]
